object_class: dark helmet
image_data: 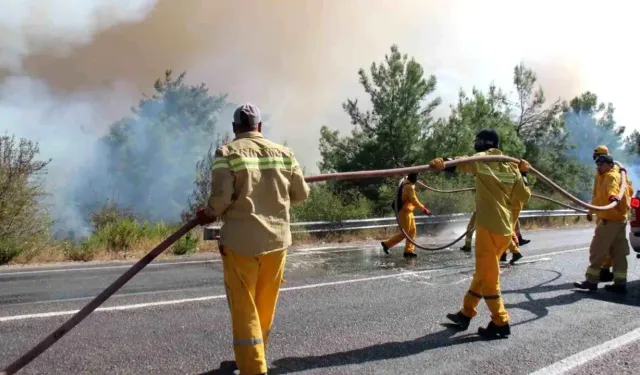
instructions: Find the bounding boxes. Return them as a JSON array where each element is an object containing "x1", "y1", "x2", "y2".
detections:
[
  {"x1": 407, "y1": 173, "x2": 418, "y2": 183},
  {"x1": 474, "y1": 129, "x2": 500, "y2": 152}
]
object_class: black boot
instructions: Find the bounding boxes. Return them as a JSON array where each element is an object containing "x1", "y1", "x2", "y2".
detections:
[
  {"x1": 381, "y1": 242, "x2": 390, "y2": 254},
  {"x1": 604, "y1": 283, "x2": 627, "y2": 295},
  {"x1": 599, "y1": 268, "x2": 614, "y2": 282},
  {"x1": 403, "y1": 252, "x2": 417, "y2": 258},
  {"x1": 509, "y1": 252, "x2": 523, "y2": 265},
  {"x1": 500, "y1": 253, "x2": 507, "y2": 262},
  {"x1": 478, "y1": 321, "x2": 511, "y2": 339},
  {"x1": 446, "y1": 311, "x2": 471, "y2": 330},
  {"x1": 517, "y1": 235, "x2": 530, "y2": 246},
  {"x1": 573, "y1": 280, "x2": 597, "y2": 291},
  {"x1": 460, "y1": 245, "x2": 472, "y2": 252}
]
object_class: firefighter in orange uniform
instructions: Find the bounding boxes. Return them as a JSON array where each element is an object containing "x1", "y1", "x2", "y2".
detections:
[{"x1": 382, "y1": 173, "x2": 432, "y2": 258}]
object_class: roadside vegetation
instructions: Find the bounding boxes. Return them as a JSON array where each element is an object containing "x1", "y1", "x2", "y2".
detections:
[{"x1": 1, "y1": 45, "x2": 636, "y2": 265}]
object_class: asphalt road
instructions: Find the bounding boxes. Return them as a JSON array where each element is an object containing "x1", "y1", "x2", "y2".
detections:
[{"x1": 0, "y1": 226, "x2": 639, "y2": 374}]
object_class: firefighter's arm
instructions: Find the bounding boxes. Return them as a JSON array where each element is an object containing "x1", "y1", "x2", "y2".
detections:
[
  {"x1": 289, "y1": 154, "x2": 311, "y2": 204},
  {"x1": 204, "y1": 148, "x2": 235, "y2": 218},
  {"x1": 406, "y1": 184, "x2": 427, "y2": 211}
]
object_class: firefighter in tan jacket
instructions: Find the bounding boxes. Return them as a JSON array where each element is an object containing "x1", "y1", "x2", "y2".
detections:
[
  {"x1": 196, "y1": 103, "x2": 310, "y2": 375},
  {"x1": 575, "y1": 154, "x2": 631, "y2": 294}
]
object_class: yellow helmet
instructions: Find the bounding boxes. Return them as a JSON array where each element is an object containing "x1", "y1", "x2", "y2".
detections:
[{"x1": 593, "y1": 145, "x2": 609, "y2": 161}]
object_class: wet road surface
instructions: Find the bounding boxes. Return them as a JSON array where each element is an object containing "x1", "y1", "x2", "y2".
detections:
[{"x1": 0, "y1": 226, "x2": 639, "y2": 374}]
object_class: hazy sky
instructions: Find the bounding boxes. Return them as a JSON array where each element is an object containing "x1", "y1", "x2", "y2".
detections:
[{"x1": 1, "y1": 0, "x2": 638, "y2": 171}]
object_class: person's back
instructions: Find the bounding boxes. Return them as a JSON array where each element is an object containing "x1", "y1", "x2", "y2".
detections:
[
  {"x1": 214, "y1": 132, "x2": 309, "y2": 255},
  {"x1": 197, "y1": 103, "x2": 310, "y2": 375}
]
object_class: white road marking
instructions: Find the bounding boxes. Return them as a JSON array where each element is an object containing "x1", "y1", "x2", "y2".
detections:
[
  {"x1": 0, "y1": 246, "x2": 591, "y2": 322},
  {"x1": 529, "y1": 327, "x2": 640, "y2": 375},
  {"x1": 0, "y1": 246, "x2": 370, "y2": 277},
  {"x1": 0, "y1": 268, "x2": 443, "y2": 322}
]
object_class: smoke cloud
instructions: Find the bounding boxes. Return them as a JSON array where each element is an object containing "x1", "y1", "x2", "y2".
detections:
[{"x1": 1, "y1": 0, "x2": 639, "y2": 233}]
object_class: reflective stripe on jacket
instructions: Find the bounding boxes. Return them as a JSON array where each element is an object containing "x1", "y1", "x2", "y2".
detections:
[{"x1": 205, "y1": 131, "x2": 310, "y2": 255}]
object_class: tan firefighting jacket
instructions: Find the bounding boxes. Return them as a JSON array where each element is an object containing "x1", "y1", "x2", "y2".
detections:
[{"x1": 205, "y1": 131, "x2": 310, "y2": 255}]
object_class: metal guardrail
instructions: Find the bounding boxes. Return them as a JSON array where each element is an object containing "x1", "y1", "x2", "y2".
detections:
[{"x1": 202, "y1": 209, "x2": 582, "y2": 240}]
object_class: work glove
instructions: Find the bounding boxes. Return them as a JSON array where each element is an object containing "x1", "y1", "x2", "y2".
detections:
[
  {"x1": 195, "y1": 209, "x2": 216, "y2": 225},
  {"x1": 429, "y1": 158, "x2": 445, "y2": 170},
  {"x1": 518, "y1": 160, "x2": 530, "y2": 173},
  {"x1": 609, "y1": 195, "x2": 619, "y2": 202},
  {"x1": 422, "y1": 207, "x2": 432, "y2": 215}
]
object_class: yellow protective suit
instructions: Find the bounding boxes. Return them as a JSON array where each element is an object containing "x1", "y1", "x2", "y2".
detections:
[
  {"x1": 384, "y1": 182, "x2": 427, "y2": 254},
  {"x1": 588, "y1": 148, "x2": 632, "y2": 269},
  {"x1": 431, "y1": 149, "x2": 531, "y2": 326},
  {"x1": 221, "y1": 247, "x2": 287, "y2": 375},
  {"x1": 585, "y1": 167, "x2": 632, "y2": 284}
]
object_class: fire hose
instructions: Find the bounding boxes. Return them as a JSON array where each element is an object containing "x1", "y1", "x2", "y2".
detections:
[
  {"x1": 392, "y1": 181, "x2": 590, "y2": 251},
  {"x1": 0, "y1": 155, "x2": 627, "y2": 374}
]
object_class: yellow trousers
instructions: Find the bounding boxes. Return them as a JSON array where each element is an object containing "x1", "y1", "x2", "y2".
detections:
[
  {"x1": 384, "y1": 208, "x2": 416, "y2": 253},
  {"x1": 221, "y1": 247, "x2": 287, "y2": 375},
  {"x1": 462, "y1": 225, "x2": 511, "y2": 326},
  {"x1": 585, "y1": 220, "x2": 629, "y2": 284}
]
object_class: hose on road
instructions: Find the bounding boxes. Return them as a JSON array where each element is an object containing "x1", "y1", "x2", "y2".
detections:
[{"x1": 1, "y1": 154, "x2": 626, "y2": 374}]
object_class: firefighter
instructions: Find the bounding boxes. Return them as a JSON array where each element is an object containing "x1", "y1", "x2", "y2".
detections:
[
  {"x1": 195, "y1": 103, "x2": 311, "y2": 375},
  {"x1": 575, "y1": 154, "x2": 631, "y2": 294},
  {"x1": 381, "y1": 173, "x2": 432, "y2": 258},
  {"x1": 589, "y1": 145, "x2": 633, "y2": 282},
  {"x1": 429, "y1": 129, "x2": 531, "y2": 339}
]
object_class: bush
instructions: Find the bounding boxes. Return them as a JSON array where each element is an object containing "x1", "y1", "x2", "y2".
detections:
[
  {"x1": 61, "y1": 241, "x2": 96, "y2": 262},
  {"x1": 291, "y1": 184, "x2": 373, "y2": 222},
  {"x1": 172, "y1": 231, "x2": 199, "y2": 255},
  {"x1": 0, "y1": 239, "x2": 23, "y2": 265},
  {"x1": 90, "y1": 218, "x2": 141, "y2": 254}
]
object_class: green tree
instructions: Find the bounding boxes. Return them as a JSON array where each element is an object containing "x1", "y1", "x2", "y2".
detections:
[
  {"x1": 319, "y1": 44, "x2": 441, "y2": 173},
  {"x1": 507, "y1": 63, "x2": 585, "y2": 193},
  {"x1": 0, "y1": 134, "x2": 52, "y2": 264},
  {"x1": 77, "y1": 70, "x2": 229, "y2": 223},
  {"x1": 318, "y1": 44, "x2": 441, "y2": 214},
  {"x1": 429, "y1": 84, "x2": 524, "y2": 158}
]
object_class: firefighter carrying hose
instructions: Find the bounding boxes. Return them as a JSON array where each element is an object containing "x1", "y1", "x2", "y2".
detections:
[
  {"x1": 196, "y1": 103, "x2": 310, "y2": 375},
  {"x1": 429, "y1": 129, "x2": 531, "y2": 339},
  {"x1": 589, "y1": 145, "x2": 633, "y2": 282},
  {"x1": 574, "y1": 154, "x2": 632, "y2": 294},
  {"x1": 381, "y1": 173, "x2": 432, "y2": 258}
]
